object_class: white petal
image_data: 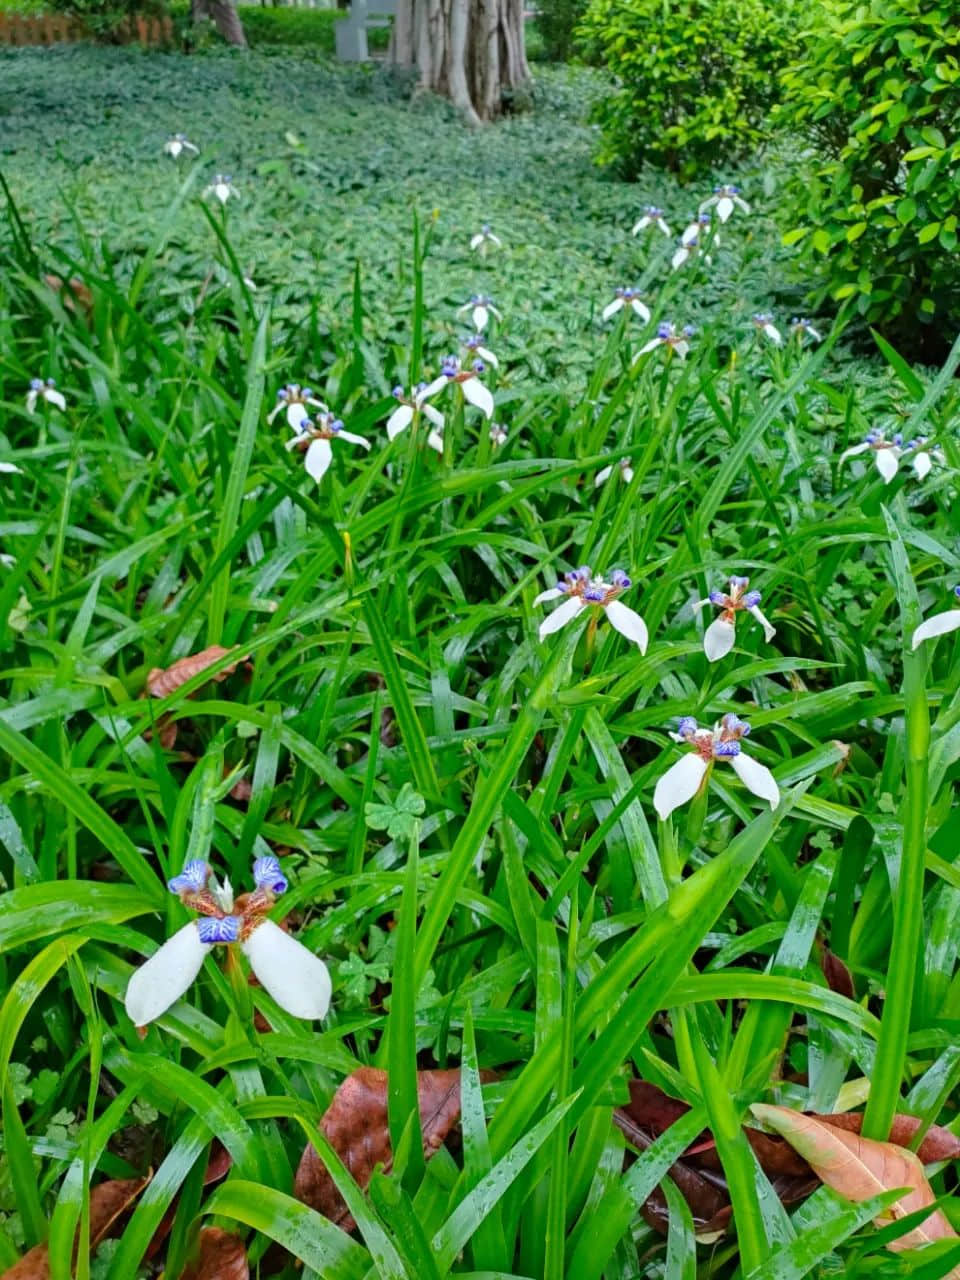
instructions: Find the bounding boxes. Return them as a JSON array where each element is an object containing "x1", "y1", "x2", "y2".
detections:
[
  {"x1": 306, "y1": 396, "x2": 329, "y2": 413},
  {"x1": 419, "y1": 376, "x2": 449, "y2": 400},
  {"x1": 488, "y1": 304, "x2": 503, "y2": 319},
  {"x1": 489, "y1": 233, "x2": 502, "y2": 247},
  {"x1": 242, "y1": 919, "x2": 331, "y2": 1020},
  {"x1": 914, "y1": 451, "x2": 932, "y2": 480},
  {"x1": 426, "y1": 430, "x2": 444, "y2": 453},
  {"x1": 703, "y1": 617, "x2": 736, "y2": 662},
  {"x1": 473, "y1": 305, "x2": 489, "y2": 331},
  {"x1": 717, "y1": 196, "x2": 734, "y2": 222},
  {"x1": 304, "y1": 438, "x2": 332, "y2": 482},
  {"x1": 764, "y1": 325, "x2": 782, "y2": 346},
  {"x1": 671, "y1": 247, "x2": 689, "y2": 271},
  {"x1": 470, "y1": 234, "x2": 483, "y2": 249},
  {"x1": 602, "y1": 299, "x2": 624, "y2": 321},
  {"x1": 631, "y1": 218, "x2": 648, "y2": 235},
  {"x1": 46, "y1": 390, "x2": 67, "y2": 411},
  {"x1": 636, "y1": 338, "x2": 661, "y2": 357},
  {"x1": 838, "y1": 442, "x2": 871, "y2": 464},
  {"x1": 594, "y1": 464, "x2": 613, "y2": 486},
  {"x1": 875, "y1": 448, "x2": 900, "y2": 483},
  {"x1": 653, "y1": 754, "x2": 709, "y2": 821},
  {"x1": 124, "y1": 923, "x2": 206, "y2": 1026},
  {"x1": 286, "y1": 402, "x2": 309, "y2": 431},
  {"x1": 911, "y1": 610, "x2": 960, "y2": 649},
  {"x1": 185, "y1": 141, "x2": 199, "y2": 154},
  {"x1": 807, "y1": 326, "x2": 821, "y2": 341},
  {"x1": 730, "y1": 751, "x2": 780, "y2": 809},
  {"x1": 747, "y1": 605, "x2": 777, "y2": 642},
  {"x1": 462, "y1": 377, "x2": 494, "y2": 419},
  {"x1": 267, "y1": 402, "x2": 284, "y2": 424},
  {"x1": 605, "y1": 600, "x2": 648, "y2": 652},
  {"x1": 337, "y1": 430, "x2": 370, "y2": 449},
  {"x1": 675, "y1": 341, "x2": 689, "y2": 360},
  {"x1": 386, "y1": 405, "x2": 413, "y2": 439},
  {"x1": 681, "y1": 225, "x2": 699, "y2": 246},
  {"x1": 0, "y1": 462, "x2": 21, "y2": 474},
  {"x1": 631, "y1": 300, "x2": 651, "y2": 322},
  {"x1": 622, "y1": 465, "x2": 635, "y2": 483},
  {"x1": 657, "y1": 219, "x2": 672, "y2": 236},
  {"x1": 422, "y1": 404, "x2": 445, "y2": 429},
  {"x1": 25, "y1": 391, "x2": 38, "y2": 413},
  {"x1": 735, "y1": 197, "x2": 751, "y2": 213},
  {"x1": 457, "y1": 302, "x2": 472, "y2": 314},
  {"x1": 533, "y1": 587, "x2": 565, "y2": 605},
  {"x1": 539, "y1": 595, "x2": 586, "y2": 639}
]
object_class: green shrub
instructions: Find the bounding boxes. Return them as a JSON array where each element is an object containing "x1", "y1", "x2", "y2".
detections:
[
  {"x1": 169, "y1": 4, "x2": 390, "y2": 54},
  {"x1": 778, "y1": 0, "x2": 960, "y2": 355},
  {"x1": 45, "y1": 0, "x2": 164, "y2": 38},
  {"x1": 534, "y1": 0, "x2": 587, "y2": 63},
  {"x1": 576, "y1": 0, "x2": 801, "y2": 180}
]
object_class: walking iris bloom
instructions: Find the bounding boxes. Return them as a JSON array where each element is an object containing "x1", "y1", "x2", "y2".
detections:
[
  {"x1": 124, "y1": 857, "x2": 331, "y2": 1026},
  {"x1": 163, "y1": 133, "x2": 198, "y2": 159},
  {"x1": 595, "y1": 457, "x2": 634, "y2": 487},
  {"x1": 912, "y1": 586, "x2": 960, "y2": 649},
  {"x1": 461, "y1": 333, "x2": 499, "y2": 369},
  {"x1": 423, "y1": 356, "x2": 494, "y2": 419},
  {"x1": 632, "y1": 206, "x2": 671, "y2": 238},
  {"x1": 268, "y1": 384, "x2": 329, "y2": 431},
  {"x1": 489, "y1": 424, "x2": 508, "y2": 447},
  {"x1": 653, "y1": 714, "x2": 779, "y2": 820},
  {"x1": 694, "y1": 576, "x2": 776, "y2": 661},
  {"x1": 752, "y1": 314, "x2": 783, "y2": 346},
  {"x1": 26, "y1": 378, "x2": 66, "y2": 413},
  {"x1": 839, "y1": 429, "x2": 902, "y2": 484},
  {"x1": 386, "y1": 384, "x2": 445, "y2": 453},
  {"x1": 635, "y1": 322, "x2": 695, "y2": 362},
  {"x1": 907, "y1": 436, "x2": 944, "y2": 480},
  {"x1": 286, "y1": 413, "x2": 370, "y2": 482},
  {"x1": 470, "y1": 224, "x2": 503, "y2": 253},
  {"x1": 458, "y1": 294, "x2": 501, "y2": 332},
  {"x1": 699, "y1": 184, "x2": 750, "y2": 223},
  {"x1": 791, "y1": 317, "x2": 822, "y2": 344},
  {"x1": 534, "y1": 566, "x2": 648, "y2": 651},
  {"x1": 602, "y1": 287, "x2": 651, "y2": 324},
  {"x1": 204, "y1": 174, "x2": 238, "y2": 204}
]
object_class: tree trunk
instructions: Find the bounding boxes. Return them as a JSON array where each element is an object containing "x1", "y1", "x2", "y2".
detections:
[
  {"x1": 192, "y1": 0, "x2": 247, "y2": 47},
  {"x1": 390, "y1": 0, "x2": 530, "y2": 124}
]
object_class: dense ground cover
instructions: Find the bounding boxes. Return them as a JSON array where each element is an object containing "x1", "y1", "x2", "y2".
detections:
[{"x1": 2, "y1": 41, "x2": 960, "y2": 1280}]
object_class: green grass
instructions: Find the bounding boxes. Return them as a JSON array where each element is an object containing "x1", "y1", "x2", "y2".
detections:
[{"x1": 1, "y1": 39, "x2": 960, "y2": 1280}]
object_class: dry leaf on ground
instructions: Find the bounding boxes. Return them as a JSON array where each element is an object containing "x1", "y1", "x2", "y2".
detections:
[
  {"x1": 145, "y1": 645, "x2": 248, "y2": 698},
  {"x1": 179, "y1": 1227, "x2": 248, "y2": 1279}
]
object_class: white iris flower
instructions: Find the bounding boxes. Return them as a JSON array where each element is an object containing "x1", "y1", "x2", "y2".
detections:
[
  {"x1": 268, "y1": 383, "x2": 329, "y2": 431},
  {"x1": 386, "y1": 383, "x2": 446, "y2": 453},
  {"x1": 535, "y1": 566, "x2": 648, "y2": 651},
  {"x1": 124, "y1": 857, "x2": 331, "y2": 1026},
  {"x1": 163, "y1": 133, "x2": 199, "y2": 159},
  {"x1": 838, "y1": 429, "x2": 902, "y2": 484},
  {"x1": 470, "y1": 224, "x2": 503, "y2": 253},
  {"x1": 26, "y1": 378, "x2": 66, "y2": 413},
  {"x1": 635, "y1": 322, "x2": 695, "y2": 362},
  {"x1": 699, "y1": 184, "x2": 750, "y2": 223},
  {"x1": 595, "y1": 457, "x2": 634, "y2": 487},
  {"x1": 791, "y1": 317, "x2": 822, "y2": 344},
  {"x1": 204, "y1": 174, "x2": 239, "y2": 204},
  {"x1": 422, "y1": 355, "x2": 494, "y2": 420},
  {"x1": 653, "y1": 714, "x2": 779, "y2": 820},
  {"x1": 457, "y1": 294, "x2": 501, "y2": 332},
  {"x1": 461, "y1": 333, "x2": 499, "y2": 369},
  {"x1": 632, "y1": 205, "x2": 671, "y2": 238},
  {"x1": 286, "y1": 413, "x2": 371, "y2": 483},
  {"x1": 693, "y1": 576, "x2": 776, "y2": 661},
  {"x1": 752, "y1": 313, "x2": 783, "y2": 346},
  {"x1": 602, "y1": 287, "x2": 650, "y2": 324}
]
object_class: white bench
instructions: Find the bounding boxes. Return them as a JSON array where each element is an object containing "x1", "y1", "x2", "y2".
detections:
[{"x1": 335, "y1": 0, "x2": 395, "y2": 60}]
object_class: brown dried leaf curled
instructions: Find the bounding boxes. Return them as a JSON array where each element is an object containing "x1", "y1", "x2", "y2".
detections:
[
  {"x1": 752, "y1": 1104, "x2": 960, "y2": 1264},
  {"x1": 0, "y1": 1175, "x2": 150, "y2": 1280},
  {"x1": 179, "y1": 1227, "x2": 249, "y2": 1280},
  {"x1": 294, "y1": 1067, "x2": 476, "y2": 1231},
  {"x1": 145, "y1": 646, "x2": 248, "y2": 699}
]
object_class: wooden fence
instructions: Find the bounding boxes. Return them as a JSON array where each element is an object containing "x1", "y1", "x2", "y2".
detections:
[{"x1": 0, "y1": 11, "x2": 174, "y2": 44}]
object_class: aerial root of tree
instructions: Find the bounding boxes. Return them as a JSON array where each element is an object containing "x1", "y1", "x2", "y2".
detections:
[{"x1": 391, "y1": 0, "x2": 530, "y2": 124}]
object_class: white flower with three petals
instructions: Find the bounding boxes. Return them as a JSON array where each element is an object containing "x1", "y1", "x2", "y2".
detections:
[
  {"x1": 838, "y1": 429, "x2": 902, "y2": 484},
  {"x1": 163, "y1": 133, "x2": 199, "y2": 159},
  {"x1": 458, "y1": 294, "x2": 501, "y2": 332},
  {"x1": 26, "y1": 378, "x2": 66, "y2": 413},
  {"x1": 602, "y1": 287, "x2": 650, "y2": 324},
  {"x1": 699, "y1": 184, "x2": 750, "y2": 223},
  {"x1": 461, "y1": 333, "x2": 499, "y2": 369},
  {"x1": 635, "y1": 322, "x2": 695, "y2": 362},
  {"x1": 386, "y1": 383, "x2": 446, "y2": 453},
  {"x1": 632, "y1": 205, "x2": 671, "y2": 238},
  {"x1": 124, "y1": 857, "x2": 331, "y2": 1026},
  {"x1": 912, "y1": 586, "x2": 960, "y2": 649},
  {"x1": 693, "y1": 576, "x2": 776, "y2": 661},
  {"x1": 595, "y1": 456, "x2": 634, "y2": 487},
  {"x1": 470, "y1": 224, "x2": 503, "y2": 253},
  {"x1": 286, "y1": 412, "x2": 370, "y2": 482},
  {"x1": 268, "y1": 383, "x2": 329, "y2": 431},
  {"x1": 423, "y1": 355, "x2": 494, "y2": 420},
  {"x1": 791, "y1": 317, "x2": 822, "y2": 344},
  {"x1": 653, "y1": 713, "x2": 779, "y2": 820},
  {"x1": 752, "y1": 313, "x2": 782, "y2": 346},
  {"x1": 204, "y1": 174, "x2": 239, "y2": 204},
  {"x1": 535, "y1": 566, "x2": 648, "y2": 651}
]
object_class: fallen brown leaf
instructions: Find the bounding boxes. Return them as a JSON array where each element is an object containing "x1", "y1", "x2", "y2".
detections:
[
  {"x1": 0, "y1": 1175, "x2": 150, "y2": 1280},
  {"x1": 295, "y1": 1067, "x2": 481, "y2": 1231},
  {"x1": 805, "y1": 1111, "x2": 960, "y2": 1165},
  {"x1": 179, "y1": 1227, "x2": 248, "y2": 1280},
  {"x1": 820, "y1": 947, "x2": 855, "y2": 999},
  {"x1": 752, "y1": 1104, "x2": 960, "y2": 1263},
  {"x1": 43, "y1": 274, "x2": 93, "y2": 316},
  {"x1": 146, "y1": 646, "x2": 248, "y2": 699}
]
